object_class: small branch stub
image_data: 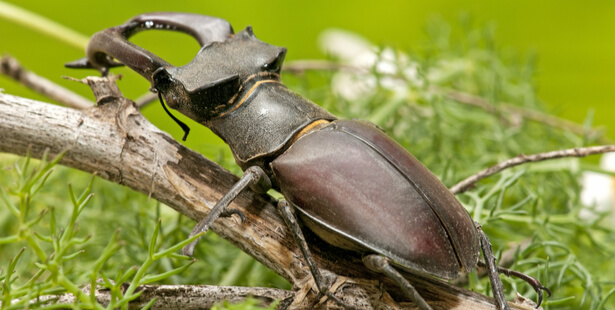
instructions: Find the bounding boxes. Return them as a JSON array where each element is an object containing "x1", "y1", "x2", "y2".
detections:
[
  {"x1": 0, "y1": 75, "x2": 568, "y2": 309},
  {"x1": 63, "y1": 74, "x2": 123, "y2": 106}
]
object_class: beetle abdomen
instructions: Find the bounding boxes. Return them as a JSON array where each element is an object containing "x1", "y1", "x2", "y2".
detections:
[{"x1": 271, "y1": 120, "x2": 479, "y2": 279}]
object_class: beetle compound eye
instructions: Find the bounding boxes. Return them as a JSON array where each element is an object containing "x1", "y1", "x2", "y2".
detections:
[
  {"x1": 263, "y1": 48, "x2": 287, "y2": 73},
  {"x1": 263, "y1": 58, "x2": 280, "y2": 72},
  {"x1": 262, "y1": 63, "x2": 279, "y2": 73}
]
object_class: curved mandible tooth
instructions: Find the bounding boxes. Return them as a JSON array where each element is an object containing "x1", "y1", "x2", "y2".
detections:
[
  {"x1": 127, "y1": 12, "x2": 234, "y2": 47},
  {"x1": 66, "y1": 12, "x2": 234, "y2": 80}
]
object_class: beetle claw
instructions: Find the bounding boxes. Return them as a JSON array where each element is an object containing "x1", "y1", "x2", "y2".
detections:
[
  {"x1": 221, "y1": 208, "x2": 246, "y2": 223},
  {"x1": 534, "y1": 285, "x2": 552, "y2": 309},
  {"x1": 477, "y1": 260, "x2": 551, "y2": 308}
]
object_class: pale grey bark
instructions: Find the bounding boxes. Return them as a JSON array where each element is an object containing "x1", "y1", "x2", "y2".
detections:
[
  {"x1": 1, "y1": 55, "x2": 93, "y2": 109},
  {"x1": 31, "y1": 284, "x2": 293, "y2": 309},
  {"x1": 450, "y1": 145, "x2": 615, "y2": 194},
  {"x1": 0, "y1": 77, "x2": 541, "y2": 309}
]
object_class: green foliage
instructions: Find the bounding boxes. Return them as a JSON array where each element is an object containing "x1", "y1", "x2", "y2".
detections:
[
  {"x1": 0, "y1": 152, "x2": 196, "y2": 309},
  {"x1": 284, "y1": 18, "x2": 615, "y2": 309},
  {"x1": 1, "y1": 7, "x2": 614, "y2": 310},
  {"x1": 0, "y1": 152, "x2": 288, "y2": 309}
]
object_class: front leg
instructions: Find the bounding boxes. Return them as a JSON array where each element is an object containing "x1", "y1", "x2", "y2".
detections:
[{"x1": 183, "y1": 166, "x2": 270, "y2": 256}]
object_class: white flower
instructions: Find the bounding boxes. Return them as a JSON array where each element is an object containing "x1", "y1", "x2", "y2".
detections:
[
  {"x1": 318, "y1": 29, "x2": 421, "y2": 101},
  {"x1": 580, "y1": 152, "x2": 615, "y2": 222}
]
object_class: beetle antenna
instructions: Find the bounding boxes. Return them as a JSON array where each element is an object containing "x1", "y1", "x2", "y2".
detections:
[{"x1": 157, "y1": 91, "x2": 191, "y2": 141}]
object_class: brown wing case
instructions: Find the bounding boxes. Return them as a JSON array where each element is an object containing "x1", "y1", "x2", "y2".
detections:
[{"x1": 272, "y1": 119, "x2": 479, "y2": 279}]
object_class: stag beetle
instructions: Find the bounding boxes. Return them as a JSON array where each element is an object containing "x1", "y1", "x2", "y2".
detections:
[{"x1": 67, "y1": 12, "x2": 550, "y2": 310}]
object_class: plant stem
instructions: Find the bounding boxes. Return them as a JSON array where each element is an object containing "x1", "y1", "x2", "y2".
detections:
[{"x1": 0, "y1": 1, "x2": 89, "y2": 50}]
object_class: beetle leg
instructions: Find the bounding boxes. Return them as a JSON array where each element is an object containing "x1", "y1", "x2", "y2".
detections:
[
  {"x1": 477, "y1": 261, "x2": 552, "y2": 308},
  {"x1": 277, "y1": 200, "x2": 352, "y2": 309},
  {"x1": 475, "y1": 222, "x2": 511, "y2": 310},
  {"x1": 182, "y1": 166, "x2": 270, "y2": 256},
  {"x1": 362, "y1": 254, "x2": 433, "y2": 310},
  {"x1": 220, "y1": 208, "x2": 247, "y2": 223}
]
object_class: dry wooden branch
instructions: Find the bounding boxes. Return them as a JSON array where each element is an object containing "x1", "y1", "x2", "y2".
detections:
[
  {"x1": 0, "y1": 77, "x2": 540, "y2": 309},
  {"x1": 0, "y1": 54, "x2": 93, "y2": 109},
  {"x1": 134, "y1": 91, "x2": 158, "y2": 108},
  {"x1": 34, "y1": 283, "x2": 293, "y2": 309},
  {"x1": 450, "y1": 145, "x2": 615, "y2": 194}
]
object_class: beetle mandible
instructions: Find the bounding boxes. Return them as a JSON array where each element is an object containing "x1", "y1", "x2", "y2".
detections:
[{"x1": 67, "y1": 12, "x2": 551, "y2": 310}]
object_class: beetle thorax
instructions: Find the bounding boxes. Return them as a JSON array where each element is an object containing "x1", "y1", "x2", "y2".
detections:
[
  {"x1": 153, "y1": 27, "x2": 290, "y2": 123},
  {"x1": 208, "y1": 81, "x2": 336, "y2": 172}
]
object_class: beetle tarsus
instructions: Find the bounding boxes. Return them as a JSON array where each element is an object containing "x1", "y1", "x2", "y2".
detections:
[
  {"x1": 478, "y1": 261, "x2": 552, "y2": 308},
  {"x1": 220, "y1": 208, "x2": 246, "y2": 223},
  {"x1": 363, "y1": 254, "x2": 433, "y2": 310},
  {"x1": 182, "y1": 166, "x2": 270, "y2": 256},
  {"x1": 277, "y1": 200, "x2": 353, "y2": 309}
]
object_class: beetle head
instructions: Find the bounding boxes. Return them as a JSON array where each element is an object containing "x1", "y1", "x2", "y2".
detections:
[{"x1": 153, "y1": 27, "x2": 287, "y2": 124}]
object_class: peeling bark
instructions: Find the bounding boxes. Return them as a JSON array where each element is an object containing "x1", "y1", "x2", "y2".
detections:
[{"x1": 0, "y1": 78, "x2": 539, "y2": 309}]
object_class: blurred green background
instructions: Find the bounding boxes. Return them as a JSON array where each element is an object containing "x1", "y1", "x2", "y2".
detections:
[
  {"x1": 2, "y1": 2, "x2": 615, "y2": 309},
  {"x1": 1, "y1": 0, "x2": 613, "y2": 142}
]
